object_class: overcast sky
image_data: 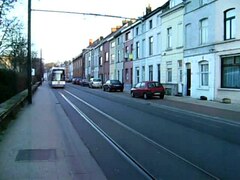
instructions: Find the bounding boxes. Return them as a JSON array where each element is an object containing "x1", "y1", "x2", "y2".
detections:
[{"x1": 16, "y1": 0, "x2": 168, "y2": 63}]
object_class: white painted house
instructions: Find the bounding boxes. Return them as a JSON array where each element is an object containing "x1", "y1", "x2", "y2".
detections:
[
  {"x1": 133, "y1": 5, "x2": 165, "y2": 86},
  {"x1": 161, "y1": 1, "x2": 184, "y2": 95},
  {"x1": 184, "y1": 0, "x2": 240, "y2": 103}
]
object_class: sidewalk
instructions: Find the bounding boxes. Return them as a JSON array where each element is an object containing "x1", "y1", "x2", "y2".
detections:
[
  {"x1": 0, "y1": 83, "x2": 106, "y2": 180},
  {"x1": 165, "y1": 95, "x2": 240, "y2": 113}
]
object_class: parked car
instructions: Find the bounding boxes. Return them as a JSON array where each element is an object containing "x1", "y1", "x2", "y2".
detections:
[
  {"x1": 130, "y1": 81, "x2": 165, "y2": 99},
  {"x1": 72, "y1": 78, "x2": 78, "y2": 84},
  {"x1": 79, "y1": 79, "x2": 89, "y2": 86},
  {"x1": 89, "y1": 78, "x2": 102, "y2": 88},
  {"x1": 103, "y1": 80, "x2": 124, "y2": 92}
]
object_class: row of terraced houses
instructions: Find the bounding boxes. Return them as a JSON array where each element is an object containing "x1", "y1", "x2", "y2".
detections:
[{"x1": 70, "y1": 0, "x2": 240, "y2": 103}]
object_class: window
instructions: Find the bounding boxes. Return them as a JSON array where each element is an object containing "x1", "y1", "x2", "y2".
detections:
[
  {"x1": 105, "y1": 52, "x2": 109, "y2": 61},
  {"x1": 170, "y1": 0, "x2": 176, "y2": 8},
  {"x1": 200, "y1": 0, "x2": 209, "y2": 5},
  {"x1": 167, "y1": 27, "x2": 172, "y2": 49},
  {"x1": 167, "y1": 61, "x2": 172, "y2": 82},
  {"x1": 117, "y1": 37, "x2": 120, "y2": 45},
  {"x1": 149, "y1": 36, "x2": 153, "y2": 56},
  {"x1": 136, "y1": 27, "x2": 139, "y2": 36},
  {"x1": 149, "y1": 20, "x2": 153, "y2": 29},
  {"x1": 125, "y1": 46, "x2": 129, "y2": 61},
  {"x1": 224, "y1": 9, "x2": 236, "y2": 40},
  {"x1": 111, "y1": 41, "x2": 115, "y2": 48},
  {"x1": 177, "y1": 22, "x2": 183, "y2": 47},
  {"x1": 125, "y1": 69, "x2": 129, "y2": 81},
  {"x1": 167, "y1": 68, "x2": 172, "y2": 82},
  {"x1": 125, "y1": 46, "x2": 129, "y2": 54},
  {"x1": 136, "y1": 67, "x2": 140, "y2": 83},
  {"x1": 149, "y1": 65, "x2": 153, "y2": 81},
  {"x1": 117, "y1": 50, "x2": 120, "y2": 62},
  {"x1": 99, "y1": 57, "x2": 103, "y2": 66},
  {"x1": 221, "y1": 56, "x2": 240, "y2": 88},
  {"x1": 157, "y1": 15, "x2": 161, "y2": 26},
  {"x1": 200, "y1": 18, "x2": 208, "y2": 44},
  {"x1": 136, "y1": 42, "x2": 140, "y2": 59},
  {"x1": 99, "y1": 45, "x2": 103, "y2": 52},
  {"x1": 142, "y1": 39, "x2": 146, "y2": 58},
  {"x1": 111, "y1": 54, "x2": 115, "y2": 63},
  {"x1": 125, "y1": 32, "x2": 130, "y2": 41},
  {"x1": 130, "y1": 44, "x2": 133, "y2": 53},
  {"x1": 142, "y1": 23, "x2": 145, "y2": 33},
  {"x1": 185, "y1": 24, "x2": 191, "y2": 48},
  {"x1": 178, "y1": 60, "x2": 182, "y2": 83},
  {"x1": 117, "y1": 70, "x2": 120, "y2": 80},
  {"x1": 199, "y1": 61, "x2": 209, "y2": 86},
  {"x1": 135, "y1": 82, "x2": 141, "y2": 88},
  {"x1": 142, "y1": 66, "x2": 145, "y2": 81},
  {"x1": 157, "y1": 64, "x2": 161, "y2": 82},
  {"x1": 157, "y1": 33, "x2": 161, "y2": 53}
]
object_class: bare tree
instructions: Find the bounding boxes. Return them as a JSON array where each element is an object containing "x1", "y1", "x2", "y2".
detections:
[{"x1": 0, "y1": 0, "x2": 26, "y2": 69}]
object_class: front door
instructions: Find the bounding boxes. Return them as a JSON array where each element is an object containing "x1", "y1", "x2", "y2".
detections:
[{"x1": 186, "y1": 65, "x2": 191, "y2": 96}]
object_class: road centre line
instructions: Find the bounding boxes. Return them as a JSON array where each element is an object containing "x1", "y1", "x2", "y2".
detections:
[
  {"x1": 64, "y1": 90, "x2": 219, "y2": 180},
  {"x1": 59, "y1": 92, "x2": 155, "y2": 180}
]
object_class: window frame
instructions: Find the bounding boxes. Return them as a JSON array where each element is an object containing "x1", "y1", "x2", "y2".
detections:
[
  {"x1": 224, "y1": 8, "x2": 236, "y2": 40},
  {"x1": 199, "y1": 61, "x2": 209, "y2": 87},
  {"x1": 221, "y1": 56, "x2": 240, "y2": 89},
  {"x1": 149, "y1": 36, "x2": 153, "y2": 56},
  {"x1": 149, "y1": 65, "x2": 153, "y2": 81},
  {"x1": 167, "y1": 27, "x2": 172, "y2": 49},
  {"x1": 136, "y1": 41, "x2": 140, "y2": 59},
  {"x1": 199, "y1": 18, "x2": 208, "y2": 45}
]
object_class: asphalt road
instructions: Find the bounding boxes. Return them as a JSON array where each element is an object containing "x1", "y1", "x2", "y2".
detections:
[{"x1": 52, "y1": 83, "x2": 240, "y2": 180}]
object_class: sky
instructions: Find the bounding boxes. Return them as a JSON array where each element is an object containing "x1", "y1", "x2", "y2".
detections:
[{"x1": 15, "y1": 0, "x2": 168, "y2": 63}]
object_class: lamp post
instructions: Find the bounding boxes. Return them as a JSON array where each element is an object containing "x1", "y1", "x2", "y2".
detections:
[{"x1": 27, "y1": 0, "x2": 32, "y2": 104}]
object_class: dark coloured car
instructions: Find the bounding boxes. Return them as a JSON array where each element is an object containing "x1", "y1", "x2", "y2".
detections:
[
  {"x1": 103, "y1": 80, "x2": 124, "y2": 92},
  {"x1": 72, "y1": 78, "x2": 78, "y2": 84},
  {"x1": 130, "y1": 81, "x2": 165, "y2": 99},
  {"x1": 79, "y1": 79, "x2": 89, "y2": 86}
]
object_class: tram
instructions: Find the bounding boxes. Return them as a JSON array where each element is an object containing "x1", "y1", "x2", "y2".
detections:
[{"x1": 48, "y1": 67, "x2": 65, "y2": 88}]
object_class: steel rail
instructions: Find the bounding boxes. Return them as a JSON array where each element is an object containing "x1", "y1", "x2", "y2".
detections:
[
  {"x1": 60, "y1": 92, "x2": 155, "y2": 180},
  {"x1": 64, "y1": 89, "x2": 220, "y2": 180}
]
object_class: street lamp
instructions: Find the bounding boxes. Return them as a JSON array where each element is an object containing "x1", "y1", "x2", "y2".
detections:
[{"x1": 27, "y1": 0, "x2": 32, "y2": 104}]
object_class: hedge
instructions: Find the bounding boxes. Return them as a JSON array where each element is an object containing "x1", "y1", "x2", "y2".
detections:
[{"x1": 0, "y1": 69, "x2": 27, "y2": 103}]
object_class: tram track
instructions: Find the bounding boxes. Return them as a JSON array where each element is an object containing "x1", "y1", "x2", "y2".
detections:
[{"x1": 58, "y1": 88, "x2": 219, "y2": 180}]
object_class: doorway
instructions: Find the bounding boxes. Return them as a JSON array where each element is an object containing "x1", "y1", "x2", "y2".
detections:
[{"x1": 186, "y1": 63, "x2": 191, "y2": 96}]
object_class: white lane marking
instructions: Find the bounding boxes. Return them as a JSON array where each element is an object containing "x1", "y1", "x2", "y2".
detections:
[
  {"x1": 64, "y1": 90, "x2": 219, "y2": 180},
  {"x1": 59, "y1": 92, "x2": 155, "y2": 180}
]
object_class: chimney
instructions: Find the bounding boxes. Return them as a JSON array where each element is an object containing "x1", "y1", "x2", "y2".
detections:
[
  {"x1": 111, "y1": 27, "x2": 117, "y2": 33},
  {"x1": 146, "y1": 4, "x2": 152, "y2": 15},
  {"x1": 89, "y1": 39, "x2": 93, "y2": 46},
  {"x1": 122, "y1": 19, "x2": 127, "y2": 25}
]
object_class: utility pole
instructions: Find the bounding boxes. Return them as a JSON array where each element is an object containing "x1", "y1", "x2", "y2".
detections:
[{"x1": 27, "y1": 0, "x2": 32, "y2": 104}]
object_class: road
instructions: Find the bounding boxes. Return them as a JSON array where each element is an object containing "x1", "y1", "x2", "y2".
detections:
[{"x1": 52, "y1": 83, "x2": 240, "y2": 180}]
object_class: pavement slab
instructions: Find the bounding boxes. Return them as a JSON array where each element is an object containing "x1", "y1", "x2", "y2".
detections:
[{"x1": 0, "y1": 83, "x2": 106, "y2": 180}]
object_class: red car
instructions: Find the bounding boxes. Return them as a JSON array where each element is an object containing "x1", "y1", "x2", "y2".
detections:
[{"x1": 130, "y1": 81, "x2": 165, "y2": 99}]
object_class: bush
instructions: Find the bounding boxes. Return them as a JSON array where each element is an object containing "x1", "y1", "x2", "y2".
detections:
[{"x1": 0, "y1": 69, "x2": 27, "y2": 103}]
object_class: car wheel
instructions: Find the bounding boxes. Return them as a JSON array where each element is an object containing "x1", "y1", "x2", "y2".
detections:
[
  {"x1": 143, "y1": 93, "x2": 148, "y2": 100},
  {"x1": 131, "y1": 91, "x2": 135, "y2": 97},
  {"x1": 160, "y1": 94, "x2": 164, "y2": 99}
]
